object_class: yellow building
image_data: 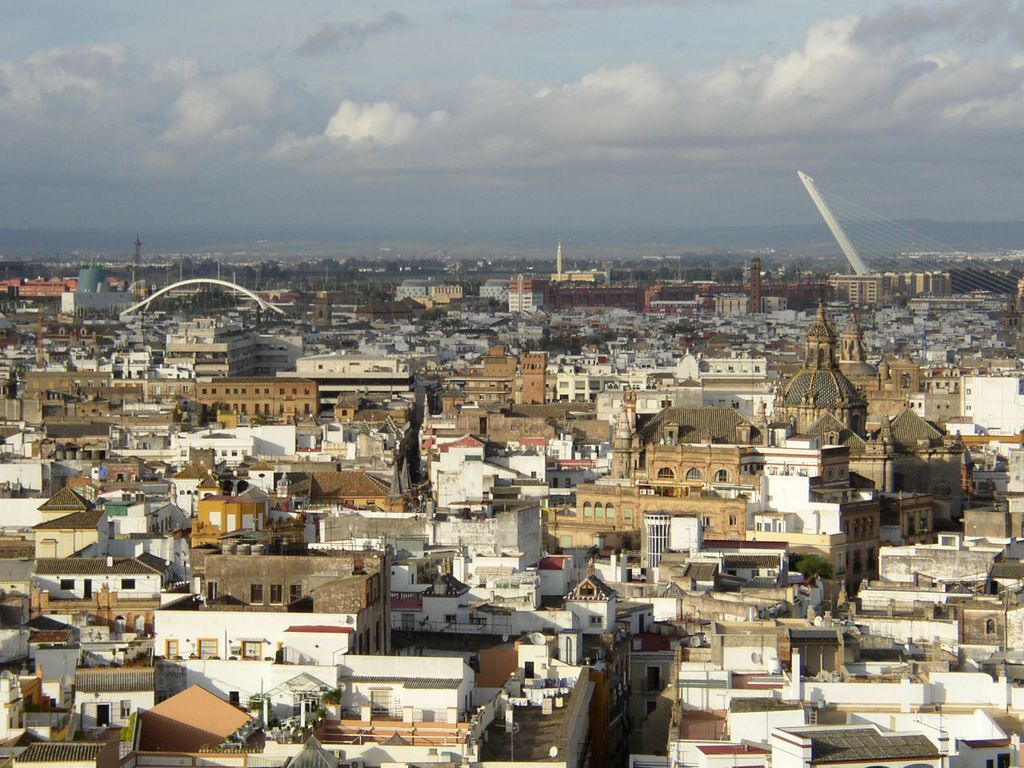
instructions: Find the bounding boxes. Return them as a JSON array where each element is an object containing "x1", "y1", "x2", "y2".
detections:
[
  {"x1": 33, "y1": 509, "x2": 106, "y2": 558},
  {"x1": 192, "y1": 495, "x2": 267, "y2": 546}
]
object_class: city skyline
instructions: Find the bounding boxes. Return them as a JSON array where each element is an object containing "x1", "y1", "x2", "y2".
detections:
[{"x1": 1, "y1": 1, "x2": 1023, "y2": 235}]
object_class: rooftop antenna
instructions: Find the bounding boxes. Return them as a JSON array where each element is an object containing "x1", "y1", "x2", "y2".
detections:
[{"x1": 798, "y1": 171, "x2": 870, "y2": 276}]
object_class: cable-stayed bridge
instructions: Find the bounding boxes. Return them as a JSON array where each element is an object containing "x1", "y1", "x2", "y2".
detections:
[{"x1": 798, "y1": 171, "x2": 1018, "y2": 296}]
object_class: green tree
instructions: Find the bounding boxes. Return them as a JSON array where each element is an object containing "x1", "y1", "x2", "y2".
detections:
[{"x1": 792, "y1": 554, "x2": 834, "y2": 581}]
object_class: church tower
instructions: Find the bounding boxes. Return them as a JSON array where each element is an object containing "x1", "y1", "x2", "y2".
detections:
[
  {"x1": 612, "y1": 388, "x2": 636, "y2": 479},
  {"x1": 779, "y1": 303, "x2": 868, "y2": 437}
]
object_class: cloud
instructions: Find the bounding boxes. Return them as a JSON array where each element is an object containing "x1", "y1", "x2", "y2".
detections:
[
  {"x1": 324, "y1": 100, "x2": 421, "y2": 145},
  {"x1": 854, "y1": 0, "x2": 1024, "y2": 47},
  {"x1": 295, "y1": 12, "x2": 415, "y2": 57},
  {"x1": 5, "y1": 7, "x2": 1024, "y2": 230}
]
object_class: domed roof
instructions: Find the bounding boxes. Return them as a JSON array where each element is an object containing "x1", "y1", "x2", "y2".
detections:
[{"x1": 782, "y1": 367, "x2": 865, "y2": 408}]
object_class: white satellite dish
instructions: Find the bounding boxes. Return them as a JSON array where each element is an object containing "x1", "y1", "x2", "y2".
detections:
[
  {"x1": 529, "y1": 632, "x2": 547, "y2": 646},
  {"x1": 813, "y1": 615, "x2": 824, "y2": 626},
  {"x1": 549, "y1": 747, "x2": 559, "y2": 758}
]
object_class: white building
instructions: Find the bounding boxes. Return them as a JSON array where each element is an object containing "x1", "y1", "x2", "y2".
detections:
[{"x1": 962, "y1": 375, "x2": 1024, "y2": 434}]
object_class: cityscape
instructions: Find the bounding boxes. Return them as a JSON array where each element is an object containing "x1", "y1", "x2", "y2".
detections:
[{"x1": 4, "y1": 3, "x2": 1024, "y2": 768}]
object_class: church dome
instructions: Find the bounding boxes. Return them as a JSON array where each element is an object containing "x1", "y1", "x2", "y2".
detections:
[{"x1": 782, "y1": 368, "x2": 865, "y2": 408}]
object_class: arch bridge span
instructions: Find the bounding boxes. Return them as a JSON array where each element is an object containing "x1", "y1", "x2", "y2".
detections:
[{"x1": 121, "y1": 278, "x2": 285, "y2": 316}]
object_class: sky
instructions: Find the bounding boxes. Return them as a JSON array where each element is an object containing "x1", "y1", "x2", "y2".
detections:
[{"x1": 1, "y1": 0, "x2": 1024, "y2": 238}]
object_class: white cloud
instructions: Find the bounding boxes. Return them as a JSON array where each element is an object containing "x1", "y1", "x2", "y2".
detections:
[{"x1": 324, "y1": 100, "x2": 420, "y2": 145}]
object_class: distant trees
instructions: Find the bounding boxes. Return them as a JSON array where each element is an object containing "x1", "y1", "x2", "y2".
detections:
[{"x1": 791, "y1": 553, "x2": 834, "y2": 581}]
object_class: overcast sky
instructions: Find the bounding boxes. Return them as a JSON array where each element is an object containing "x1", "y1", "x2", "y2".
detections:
[{"x1": 2, "y1": 0, "x2": 1023, "y2": 235}]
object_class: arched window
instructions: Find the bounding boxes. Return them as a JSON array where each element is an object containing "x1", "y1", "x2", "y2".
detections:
[
  {"x1": 594, "y1": 503, "x2": 604, "y2": 519},
  {"x1": 685, "y1": 468, "x2": 703, "y2": 481},
  {"x1": 657, "y1": 467, "x2": 675, "y2": 480},
  {"x1": 583, "y1": 502, "x2": 593, "y2": 518},
  {"x1": 986, "y1": 619, "x2": 996, "y2": 635},
  {"x1": 606, "y1": 503, "x2": 615, "y2": 518},
  {"x1": 714, "y1": 469, "x2": 730, "y2": 483}
]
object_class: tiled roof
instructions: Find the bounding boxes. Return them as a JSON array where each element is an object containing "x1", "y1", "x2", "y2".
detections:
[
  {"x1": 345, "y1": 676, "x2": 463, "y2": 689},
  {"x1": 0, "y1": 541, "x2": 35, "y2": 559},
  {"x1": 37, "y1": 486, "x2": 92, "y2": 513},
  {"x1": 683, "y1": 562, "x2": 719, "y2": 582},
  {"x1": 805, "y1": 728, "x2": 939, "y2": 762},
  {"x1": 723, "y1": 554, "x2": 779, "y2": 568},
  {"x1": 16, "y1": 742, "x2": 103, "y2": 763},
  {"x1": 567, "y1": 573, "x2": 616, "y2": 601},
  {"x1": 637, "y1": 407, "x2": 757, "y2": 445},
  {"x1": 173, "y1": 463, "x2": 211, "y2": 480},
  {"x1": 29, "y1": 630, "x2": 71, "y2": 644},
  {"x1": 422, "y1": 573, "x2": 470, "y2": 597},
  {"x1": 782, "y1": 368, "x2": 864, "y2": 408},
  {"x1": 136, "y1": 552, "x2": 170, "y2": 572},
  {"x1": 35, "y1": 557, "x2": 158, "y2": 575},
  {"x1": 806, "y1": 413, "x2": 866, "y2": 452},
  {"x1": 888, "y1": 409, "x2": 944, "y2": 450},
  {"x1": 307, "y1": 471, "x2": 390, "y2": 500},
  {"x1": 32, "y1": 508, "x2": 105, "y2": 530},
  {"x1": 75, "y1": 667, "x2": 155, "y2": 692}
]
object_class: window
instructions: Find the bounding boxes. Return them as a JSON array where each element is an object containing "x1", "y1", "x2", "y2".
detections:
[
  {"x1": 986, "y1": 618, "x2": 997, "y2": 635},
  {"x1": 444, "y1": 613, "x2": 457, "y2": 623},
  {"x1": 59, "y1": 579, "x2": 74, "y2": 591},
  {"x1": 121, "y1": 579, "x2": 136, "y2": 590},
  {"x1": 198, "y1": 638, "x2": 218, "y2": 659},
  {"x1": 250, "y1": 584, "x2": 264, "y2": 603},
  {"x1": 583, "y1": 502, "x2": 593, "y2": 518},
  {"x1": 685, "y1": 468, "x2": 703, "y2": 480},
  {"x1": 121, "y1": 700, "x2": 132, "y2": 718},
  {"x1": 270, "y1": 584, "x2": 283, "y2": 604},
  {"x1": 242, "y1": 641, "x2": 261, "y2": 660},
  {"x1": 589, "y1": 615, "x2": 602, "y2": 625},
  {"x1": 289, "y1": 584, "x2": 303, "y2": 603},
  {"x1": 229, "y1": 691, "x2": 240, "y2": 706},
  {"x1": 370, "y1": 689, "x2": 392, "y2": 715},
  {"x1": 656, "y1": 467, "x2": 675, "y2": 480},
  {"x1": 715, "y1": 469, "x2": 731, "y2": 483},
  {"x1": 165, "y1": 639, "x2": 179, "y2": 658}
]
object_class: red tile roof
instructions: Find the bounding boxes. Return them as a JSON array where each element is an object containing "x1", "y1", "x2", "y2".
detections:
[
  {"x1": 538, "y1": 556, "x2": 569, "y2": 571},
  {"x1": 698, "y1": 745, "x2": 769, "y2": 755}
]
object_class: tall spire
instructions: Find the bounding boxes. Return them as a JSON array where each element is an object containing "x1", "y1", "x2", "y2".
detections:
[{"x1": 556, "y1": 241, "x2": 563, "y2": 275}]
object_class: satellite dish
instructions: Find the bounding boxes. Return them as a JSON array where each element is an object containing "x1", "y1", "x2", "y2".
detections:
[
  {"x1": 813, "y1": 615, "x2": 824, "y2": 626},
  {"x1": 529, "y1": 632, "x2": 546, "y2": 646},
  {"x1": 549, "y1": 747, "x2": 559, "y2": 758},
  {"x1": 689, "y1": 635, "x2": 702, "y2": 648}
]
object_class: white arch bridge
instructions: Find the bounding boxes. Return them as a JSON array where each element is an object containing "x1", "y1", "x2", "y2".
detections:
[{"x1": 120, "y1": 278, "x2": 286, "y2": 317}]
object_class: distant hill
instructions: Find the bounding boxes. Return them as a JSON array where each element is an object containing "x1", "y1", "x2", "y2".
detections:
[{"x1": 2, "y1": 220, "x2": 1024, "y2": 258}]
